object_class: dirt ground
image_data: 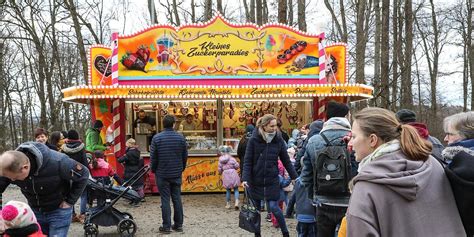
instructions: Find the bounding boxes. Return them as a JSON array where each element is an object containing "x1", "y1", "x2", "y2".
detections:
[{"x1": 2, "y1": 186, "x2": 297, "y2": 236}]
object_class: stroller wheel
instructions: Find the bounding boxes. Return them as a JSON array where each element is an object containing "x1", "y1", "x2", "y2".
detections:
[
  {"x1": 122, "y1": 211, "x2": 134, "y2": 220},
  {"x1": 117, "y1": 219, "x2": 137, "y2": 237},
  {"x1": 84, "y1": 224, "x2": 99, "y2": 237}
]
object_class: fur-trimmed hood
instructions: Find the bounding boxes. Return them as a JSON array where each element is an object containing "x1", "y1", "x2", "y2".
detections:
[
  {"x1": 442, "y1": 146, "x2": 474, "y2": 162},
  {"x1": 61, "y1": 142, "x2": 85, "y2": 154}
]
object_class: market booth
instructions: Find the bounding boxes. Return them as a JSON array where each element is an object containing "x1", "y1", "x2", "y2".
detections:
[{"x1": 62, "y1": 14, "x2": 373, "y2": 193}]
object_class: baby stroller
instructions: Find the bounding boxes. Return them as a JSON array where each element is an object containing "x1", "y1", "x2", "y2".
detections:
[{"x1": 83, "y1": 165, "x2": 150, "y2": 237}]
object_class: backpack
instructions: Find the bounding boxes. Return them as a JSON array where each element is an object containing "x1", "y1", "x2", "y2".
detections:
[
  {"x1": 314, "y1": 133, "x2": 351, "y2": 196},
  {"x1": 436, "y1": 151, "x2": 474, "y2": 235}
]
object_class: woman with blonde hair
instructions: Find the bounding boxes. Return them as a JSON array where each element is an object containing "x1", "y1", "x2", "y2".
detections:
[
  {"x1": 346, "y1": 108, "x2": 465, "y2": 237},
  {"x1": 242, "y1": 114, "x2": 298, "y2": 237}
]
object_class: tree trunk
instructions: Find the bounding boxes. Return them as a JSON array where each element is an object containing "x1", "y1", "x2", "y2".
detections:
[
  {"x1": 262, "y1": 0, "x2": 268, "y2": 23},
  {"x1": 204, "y1": 0, "x2": 212, "y2": 21},
  {"x1": 391, "y1": 0, "x2": 400, "y2": 111},
  {"x1": 278, "y1": 0, "x2": 287, "y2": 24},
  {"x1": 401, "y1": 0, "x2": 414, "y2": 109},
  {"x1": 250, "y1": 0, "x2": 256, "y2": 23},
  {"x1": 148, "y1": 0, "x2": 158, "y2": 24},
  {"x1": 380, "y1": 0, "x2": 390, "y2": 108},
  {"x1": 297, "y1": 0, "x2": 306, "y2": 31},
  {"x1": 373, "y1": 0, "x2": 381, "y2": 106},
  {"x1": 243, "y1": 0, "x2": 251, "y2": 22},
  {"x1": 469, "y1": 0, "x2": 474, "y2": 110},
  {"x1": 355, "y1": 0, "x2": 367, "y2": 84},
  {"x1": 217, "y1": 0, "x2": 223, "y2": 14},
  {"x1": 256, "y1": 0, "x2": 263, "y2": 25},
  {"x1": 288, "y1": 0, "x2": 293, "y2": 25},
  {"x1": 65, "y1": 0, "x2": 88, "y2": 85},
  {"x1": 0, "y1": 42, "x2": 5, "y2": 151},
  {"x1": 191, "y1": 0, "x2": 196, "y2": 22},
  {"x1": 172, "y1": 0, "x2": 180, "y2": 25}
]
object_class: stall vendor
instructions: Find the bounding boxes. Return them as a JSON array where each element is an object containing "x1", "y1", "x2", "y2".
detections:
[
  {"x1": 133, "y1": 109, "x2": 156, "y2": 133},
  {"x1": 181, "y1": 113, "x2": 199, "y2": 131}
]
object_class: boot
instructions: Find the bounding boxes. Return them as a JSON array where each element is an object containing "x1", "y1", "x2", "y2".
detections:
[
  {"x1": 225, "y1": 202, "x2": 231, "y2": 209},
  {"x1": 234, "y1": 199, "x2": 239, "y2": 210}
]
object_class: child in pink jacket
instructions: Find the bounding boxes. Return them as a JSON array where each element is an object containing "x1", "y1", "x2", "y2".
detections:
[{"x1": 218, "y1": 145, "x2": 241, "y2": 210}]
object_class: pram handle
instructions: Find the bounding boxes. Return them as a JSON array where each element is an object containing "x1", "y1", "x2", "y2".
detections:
[{"x1": 122, "y1": 165, "x2": 151, "y2": 187}]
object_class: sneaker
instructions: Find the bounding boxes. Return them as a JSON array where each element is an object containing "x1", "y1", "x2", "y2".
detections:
[
  {"x1": 225, "y1": 202, "x2": 231, "y2": 209},
  {"x1": 172, "y1": 225, "x2": 183, "y2": 232},
  {"x1": 159, "y1": 226, "x2": 171, "y2": 234}
]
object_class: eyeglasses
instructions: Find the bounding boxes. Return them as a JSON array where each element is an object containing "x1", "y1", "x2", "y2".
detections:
[{"x1": 445, "y1": 132, "x2": 459, "y2": 137}]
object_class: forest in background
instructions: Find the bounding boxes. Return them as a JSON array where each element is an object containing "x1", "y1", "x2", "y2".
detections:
[{"x1": 0, "y1": 0, "x2": 472, "y2": 151}]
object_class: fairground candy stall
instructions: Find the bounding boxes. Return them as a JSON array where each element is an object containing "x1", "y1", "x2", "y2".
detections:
[{"x1": 61, "y1": 14, "x2": 373, "y2": 193}]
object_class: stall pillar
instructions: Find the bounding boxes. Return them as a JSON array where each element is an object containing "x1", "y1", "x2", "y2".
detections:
[{"x1": 313, "y1": 97, "x2": 327, "y2": 120}]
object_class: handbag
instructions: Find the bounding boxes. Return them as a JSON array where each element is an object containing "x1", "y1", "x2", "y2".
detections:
[{"x1": 238, "y1": 188, "x2": 261, "y2": 233}]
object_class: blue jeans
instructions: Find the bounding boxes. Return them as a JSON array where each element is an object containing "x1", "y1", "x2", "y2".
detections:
[
  {"x1": 297, "y1": 221, "x2": 317, "y2": 237},
  {"x1": 253, "y1": 199, "x2": 289, "y2": 234},
  {"x1": 33, "y1": 206, "x2": 72, "y2": 237},
  {"x1": 226, "y1": 188, "x2": 239, "y2": 202},
  {"x1": 155, "y1": 175, "x2": 184, "y2": 229}
]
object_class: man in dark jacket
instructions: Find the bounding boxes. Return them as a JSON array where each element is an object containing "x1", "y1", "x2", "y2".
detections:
[
  {"x1": 301, "y1": 101, "x2": 352, "y2": 237},
  {"x1": 396, "y1": 109, "x2": 444, "y2": 159},
  {"x1": 150, "y1": 115, "x2": 188, "y2": 233},
  {"x1": 237, "y1": 124, "x2": 255, "y2": 171},
  {"x1": 61, "y1": 129, "x2": 89, "y2": 222},
  {"x1": 0, "y1": 142, "x2": 89, "y2": 237}
]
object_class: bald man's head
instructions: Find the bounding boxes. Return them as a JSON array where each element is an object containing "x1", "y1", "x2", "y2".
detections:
[{"x1": 0, "y1": 151, "x2": 30, "y2": 181}]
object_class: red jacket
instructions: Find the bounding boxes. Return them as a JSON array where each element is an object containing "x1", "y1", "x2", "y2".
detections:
[{"x1": 89, "y1": 158, "x2": 115, "y2": 177}]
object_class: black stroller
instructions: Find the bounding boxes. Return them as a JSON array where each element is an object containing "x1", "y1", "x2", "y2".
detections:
[{"x1": 83, "y1": 165, "x2": 150, "y2": 237}]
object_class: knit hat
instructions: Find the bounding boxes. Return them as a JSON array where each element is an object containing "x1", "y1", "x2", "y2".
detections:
[
  {"x1": 126, "y1": 138, "x2": 136, "y2": 147},
  {"x1": 396, "y1": 109, "x2": 417, "y2": 123},
  {"x1": 1, "y1": 201, "x2": 37, "y2": 230},
  {"x1": 93, "y1": 120, "x2": 104, "y2": 129},
  {"x1": 218, "y1": 145, "x2": 232, "y2": 154},
  {"x1": 67, "y1": 129, "x2": 80, "y2": 140},
  {"x1": 94, "y1": 150, "x2": 104, "y2": 159},
  {"x1": 326, "y1": 101, "x2": 349, "y2": 119},
  {"x1": 245, "y1": 124, "x2": 255, "y2": 133}
]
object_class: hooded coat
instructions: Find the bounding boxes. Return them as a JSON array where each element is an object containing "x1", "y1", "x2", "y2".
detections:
[
  {"x1": 242, "y1": 130, "x2": 298, "y2": 201},
  {"x1": 117, "y1": 147, "x2": 144, "y2": 189},
  {"x1": 346, "y1": 151, "x2": 466, "y2": 237},
  {"x1": 218, "y1": 154, "x2": 241, "y2": 189},
  {"x1": 0, "y1": 142, "x2": 89, "y2": 212},
  {"x1": 61, "y1": 140, "x2": 88, "y2": 168}
]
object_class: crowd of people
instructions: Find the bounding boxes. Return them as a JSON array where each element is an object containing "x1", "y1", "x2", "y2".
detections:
[{"x1": 0, "y1": 103, "x2": 473, "y2": 236}]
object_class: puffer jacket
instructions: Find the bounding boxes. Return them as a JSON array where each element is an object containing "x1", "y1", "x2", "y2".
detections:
[
  {"x1": 218, "y1": 154, "x2": 241, "y2": 189},
  {"x1": 0, "y1": 142, "x2": 89, "y2": 212},
  {"x1": 85, "y1": 128, "x2": 106, "y2": 152},
  {"x1": 300, "y1": 117, "x2": 351, "y2": 206},
  {"x1": 242, "y1": 129, "x2": 298, "y2": 201}
]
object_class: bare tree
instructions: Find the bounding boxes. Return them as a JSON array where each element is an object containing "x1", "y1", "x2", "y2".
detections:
[
  {"x1": 242, "y1": 0, "x2": 251, "y2": 22},
  {"x1": 64, "y1": 0, "x2": 88, "y2": 85},
  {"x1": 204, "y1": 0, "x2": 212, "y2": 21},
  {"x1": 217, "y1": 0, "x2": 223, "y2": 14},
  {"x1": 372, "y1": 0, "x2": 381, "y2": 107},
  {"x1": 380, "y1": 0, "x2": 390, "y2": 108},
  {"x1": 250, "y1": 0, "x2": 256, "y2": 23},
  {"x1": 324, "y1": 0, "x2": 348, "y2": 42},
  {"x1": 278, "y1": 0, "x2": 287, "y2": 23},
  {"x1": 297, "y1": 0, "x2": 306, "y2": 31},
  {"x1": 148, "y1": 0, "x2": 158, "y2": 24},
  {"x1": 400, "y1": 0, "x2": 414, "y2": 109},
  {"x1": 256, "y1": 0, "x2": 263, "y2": 25},
  {"x1": 172, "y1": 0, "x2": 181, "y2": 25}
]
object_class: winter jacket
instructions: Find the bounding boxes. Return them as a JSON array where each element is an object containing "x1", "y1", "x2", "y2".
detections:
[
  {"x1": 218, "y1": 154, "x2": 241, "y2": 189},
  {"x1": 85, "y1": 128, "x2": 106, "y2": 152},
  {"x1": 117, "y1": 147, "x2": 144, "y2": 188},
  {"x1": 61, "y1": 140, "x2": 88, "y2": 168},
  {"x1": 89, "y1": 158, "x2": 115, "y2": 178},
  {"x1": 237, "y1": 132, "x2": 252, "y2": 170},
  {"x1": 301, "y1": 117, "x2": 352, "y2": 206},
  {"x1": 407, "y1": 122, "x2": 444, "y2": 159},
  {"x1": 0, "y1": 142, "x2": 89, "y2": 212},
  {"x1": 293, "y1": 178, "x2": 316, "y2": 223},
  {"x1": 150, "y1": 128, "x2": 188, "y2": 178},
  {"x1": 442, "y1": 144, "x2": 474, "y2": 236},
  {"x1": 346, "y1": 151, "x2": 466, "y2": 237},
  {"x1": 242, "y1": 129, "x2": 298, "y2": 201},
  {"x1": 287, "y1": 129, "x2": 300, "y2": 148},
  {"x1": 295, "y1": 120, "x2": 323, "y2": 174}
]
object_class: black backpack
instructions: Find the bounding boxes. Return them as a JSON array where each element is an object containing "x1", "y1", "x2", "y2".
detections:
[
  {"x1": 314, "y1": 133, "x2": 351, "y2": 196},
  {"x1": 436, "y1": 151, "x2": 474, "y2": 236}
]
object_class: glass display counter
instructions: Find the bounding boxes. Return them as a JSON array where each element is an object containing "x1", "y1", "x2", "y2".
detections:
[{"x1": 181, "y1": 130, "x2": 217, "y2": 154}]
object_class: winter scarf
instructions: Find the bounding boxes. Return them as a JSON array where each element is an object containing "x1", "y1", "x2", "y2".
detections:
[{"x1": 358, "y1": 140, "x2": 401, "y2": 172}]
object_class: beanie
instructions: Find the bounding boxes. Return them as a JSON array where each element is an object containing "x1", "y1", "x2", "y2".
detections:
[
  {"x1": 94, "y1": 150, "x2": 104, "y2": 159},
  {"x1": 67, "y1": 129, "x2": 80, "y2": 140},
  {"x1": 93, "y1": 120, "x2": 104, "y2": 129},
  {"x1": 245, "y1": 124, "x2": 255, "y2": 133},
  {"x1": 326, "y1": 101, "x2": 349, "y2": 119},
  {"x1": 395, "y1": 109, "x2": 417, "y2": 123},
  {"x1": 2, "y1": 201, "x2": 37, "y2": 230}
]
